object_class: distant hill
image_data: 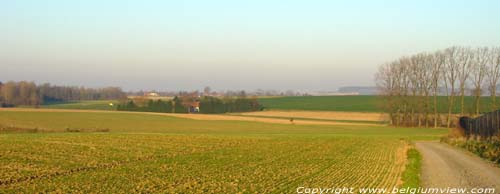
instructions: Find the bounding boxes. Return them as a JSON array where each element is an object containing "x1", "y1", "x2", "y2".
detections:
[{"x1": 337, "y1": 86, "x2": 378, "y2": 95}]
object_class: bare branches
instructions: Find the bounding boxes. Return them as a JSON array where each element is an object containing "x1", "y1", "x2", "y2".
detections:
[
  {"x1": 471, "y1": 47, "x2": 489, "y2": 115},
  {"x1": 457, "y1": 47, "x2": 473, "y2": 115},
  {"x1": 375, "y1": 46, "x2": 500, "y2": 128},
  {"x1": 486, "y1": 47, "x2": 500, "y2": 110}
]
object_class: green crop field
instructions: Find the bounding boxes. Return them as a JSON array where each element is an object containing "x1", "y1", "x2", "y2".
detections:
[
  {"x1": 31, "y1": 95, "x2": 499, "y2": 114},
  {"x1": 38, "y1": 100, "x2": 119, "y2": 111},
  {"x1": 258, "y1": 96, "x2": 382, "y2": 112},
  {"x1": 0, "y1": 110, "x2": 446, "y2": 193},
  {"x1": 258, "y1": 95, "x2": 497, "y2": 113}
]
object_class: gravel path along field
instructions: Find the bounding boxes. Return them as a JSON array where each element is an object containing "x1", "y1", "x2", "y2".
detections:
[{"x1": 415, "y1": 142, "x2": 500, "y2": 191}]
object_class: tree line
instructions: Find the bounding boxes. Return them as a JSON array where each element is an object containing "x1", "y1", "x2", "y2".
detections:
[
  {"x1": 117, "y1": 96, "x2": 262, "y2": 114},
  {"x1": 0, "y1": 81, "x2": 127, "y2": 107},
  {"x1": 376, "y1": 46, "x2": 500, "y2": 128},
  {"x1": 199, "y1": 96, "x2": 261, "y2": 113}
]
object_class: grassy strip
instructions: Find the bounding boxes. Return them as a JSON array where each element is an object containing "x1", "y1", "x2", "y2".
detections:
[
  {"x1": 401, "y1": 147, "x2": 422, "y2": 189},
  {"x1": 38, "y1": 100, "x2": 118, "y2": 110}
]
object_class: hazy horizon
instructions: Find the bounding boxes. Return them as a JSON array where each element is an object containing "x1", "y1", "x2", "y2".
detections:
[{"x1": 2, "y1": 0, "x2": 500, "y2": 91}]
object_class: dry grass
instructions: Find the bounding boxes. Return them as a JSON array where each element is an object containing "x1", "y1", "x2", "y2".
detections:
[
  {"x1": 235, "y1": 110, "x2": 388, "y2": 122},
  {"x1": 169, "y1": 113, "x2": 382, "y2": 126}
]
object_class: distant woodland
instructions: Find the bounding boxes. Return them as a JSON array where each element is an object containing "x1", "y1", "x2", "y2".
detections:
[
  {"x1": 0, "y1": 81, "x2": 127, "y2": 107},
  {"x1": 117, "y1": 95, "x2": 262, "y2": 114}
]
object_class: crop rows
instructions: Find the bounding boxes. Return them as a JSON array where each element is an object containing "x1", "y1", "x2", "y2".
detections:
[{"x1": 0, "y1": 134, "x2": 407, "y2": 193}]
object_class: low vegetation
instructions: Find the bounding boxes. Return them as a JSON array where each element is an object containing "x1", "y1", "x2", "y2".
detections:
[
  {"x1": 0, "y1": 110, "x2": 447, "y2": 192},
  {"x1": 0, "y1": 125, "x2": 40, "y2": 133},
  {"x1": 442, "y1": 108, "x2": 500, "y2": 165},
  {"x1": 0, "y1": 110, "x2": 447, "y2": 137},
  {"x1": 0, "y1": 134, "x2": 407, "y2": 193},
  {"x1": 442, "y1": 137, "x2": 500, "y2": 164},
  {"x1": 400, "y1": 148, "x2": 422, "y2": 188}
]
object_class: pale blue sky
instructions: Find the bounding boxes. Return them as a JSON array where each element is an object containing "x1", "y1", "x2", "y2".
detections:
[{"x1": 1, "y1": 0, "x2": 499, "y2": 91}]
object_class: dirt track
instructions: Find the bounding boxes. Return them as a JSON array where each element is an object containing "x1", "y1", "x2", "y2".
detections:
[
  {"x1": 0, "y1": 108, "x2": 382, "y2": 126},
  {"x1": 416, "y1": 142, "x2": 500, "y2": 191}
]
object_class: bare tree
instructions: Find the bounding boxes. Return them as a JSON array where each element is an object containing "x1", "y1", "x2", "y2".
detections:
[
  {"x1": 430, "y1": 52, "x2": 444, "y2": 127},
  {"x1": 486, "y1": 47, "x2": 500, "y2": 110},
  {"x1": 420, "y1": 53, "x2": 435, "y2": 127},
  {"x1": 456, "y1": 47, "x2": 473, "y2": 115},
  {"x1": 443, "y1": 47, "x2": 459, "y2": 127},
  {"x1": 408, "y1": 56, "x2": 420, "y2": 126},
  {"x1": 399, "y1": 57, "x2": 412, "y2": 126},
  {"x1": 376, "y1": 63, "x2": 396, "y2": 125},
  {"x1": 375, "y1": 46, "x2": 499, "y2": 128},
  {"x1": 470, "y1": 47, "x2": 489, "y2": 115},
  {"x1": 203, "y1": 86, "x2": 212, "y2": 96}
]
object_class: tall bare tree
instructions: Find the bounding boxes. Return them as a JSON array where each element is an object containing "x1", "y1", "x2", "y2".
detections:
[
  {"x1": 486, "y1": 47, "x2": 500, "y2": 110},
  {"x1": 456, "y1": 47, "x2": 473, "y2": 115},
  {"x1": 419, "y1": 54, "x2": 434, "y2": 127},
  {"x1": 443, "y1": 47, "x2": 459, "y2": 127},
  {"x1": 375, "y1": 46, "x2": 499, "y2": 128},
  {"x1": 376, "y1": 63, "x2": 396, "y2": 125},
  {"x1": 471, "y1": 47, "x2": 489, "y2": 115},
  {"x1": 430, "y1": 52, "x2": 444, "y2": 127},
  {"x1": 408, "y1": 56, "x2": 420, "y2": 126}
]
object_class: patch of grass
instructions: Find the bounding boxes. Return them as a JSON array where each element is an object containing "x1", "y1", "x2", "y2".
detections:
[
  {"x1": 39, "y1": 100, "x2": 119, "y2": 110},
  {"x1": 401, "y1": 148, "x2": 422, "y2": 189}
]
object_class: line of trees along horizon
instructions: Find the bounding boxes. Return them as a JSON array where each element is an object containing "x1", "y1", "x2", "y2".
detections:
[
  {"x1": 0, "y1": 81, "x2": 127, "y2": 107},
  {"x1": 376, "y1": 46, "x2": 500, "y2": 128},
  {"x1": 117, "y1": 96, "x2": 262, "y2": 114}
]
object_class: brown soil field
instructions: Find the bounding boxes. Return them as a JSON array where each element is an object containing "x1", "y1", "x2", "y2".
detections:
[
  {"x1": 168, "y1": 113, "x2": 382, "y2": 126},
  {"x1": 234, "y1": 110, "x2": 388, "y2": 122}
]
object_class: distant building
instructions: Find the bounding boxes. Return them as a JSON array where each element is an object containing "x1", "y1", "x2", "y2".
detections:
[
  {"x1": 309, "y1": 91, "x2": 359, "y2": 96},
  {"x1": 177, "y1": 92, "x2": 201, "y2": 113},
  {"x1": 337, "y1": 86, "x2": 378, "y2": 95},
  {"x1": 186, "y1": 101, "x2": 200, "y2": 113},
  {"x1": 144, "y1": 92, "x2": 159, "y2": 97}
]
